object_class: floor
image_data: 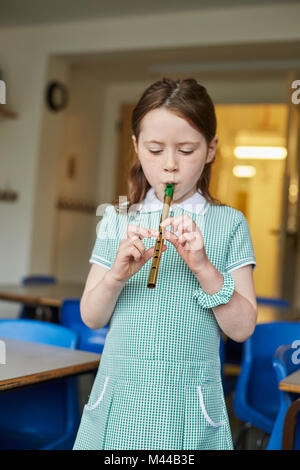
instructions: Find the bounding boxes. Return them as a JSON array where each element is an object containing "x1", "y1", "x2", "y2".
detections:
[{"x1": 226, "y1": 391, "x2": 270, "y2": 450}]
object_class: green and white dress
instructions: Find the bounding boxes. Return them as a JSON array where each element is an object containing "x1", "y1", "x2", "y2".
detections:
[{"x1": 73, "y1": 188, "x2": 256, "y2": 450}]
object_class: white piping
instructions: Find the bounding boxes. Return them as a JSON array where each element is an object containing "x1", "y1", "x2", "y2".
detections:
[
  {"x1": 197, "y1": 384, "x2": 225, "y2": 428},
  {"x1": 86, "y1": 376, "x2": 109, "y2": 410}
]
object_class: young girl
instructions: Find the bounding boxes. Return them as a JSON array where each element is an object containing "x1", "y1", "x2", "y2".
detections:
[{"x1": 73, "y1": 78, "x2": 257, "y2": 450}]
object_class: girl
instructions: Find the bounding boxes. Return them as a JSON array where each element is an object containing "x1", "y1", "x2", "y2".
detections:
[{"x1": 73, "y1": 78, "x2": 257, "y2": 450}]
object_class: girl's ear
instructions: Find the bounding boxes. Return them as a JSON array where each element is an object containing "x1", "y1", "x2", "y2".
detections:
[
  {"x1": 132, "y1": 135, "x2": 138, "y2": 154},
  {"x1": 206, "y1": 135, "x2": 218, "y2": 164}
]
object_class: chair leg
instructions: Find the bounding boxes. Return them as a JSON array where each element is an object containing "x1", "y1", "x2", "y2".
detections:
[
  {"x1": 255, "y1": 431, "x2": 269, "y2": 450},
  {"x1": 234, "y1": 422, "x2": 252, "y2": 449},
  {"x1": 35, "y1": 306, "x2": 59, "y2": 323},
  {"x1": 282, "y1": 398, "x2": 300, "y2": 450}
]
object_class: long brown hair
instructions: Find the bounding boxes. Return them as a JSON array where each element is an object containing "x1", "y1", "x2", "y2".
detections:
[{"x1": 113, "y1": 77, "x2": 224, "y2": 210}]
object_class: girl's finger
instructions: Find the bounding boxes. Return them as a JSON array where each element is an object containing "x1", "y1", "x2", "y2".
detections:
[
  {"x1": 178, "y1": 232, "x2": 203, "y2": 250},
  {"x1": 126, "y1": 224, "x2": 159, "y2": 240},
  {"x1": 126, "y1": 245, "x2": 143, "y2": 262},
  {"x1": 162, "y1": 230, "x2": 180, "y2": 249},
  {"x1": 161, "y1": 214, "x2": 195, "y2": 233},
  {"x1": 129, "y1": 237, "x2": 146, "y2": 257},
  {"x1": 178, "y1": 231, "x2": 196, "y2": 247},
  {"x1": 176, "y1": 219, "x2": 196, "y2": 235}
]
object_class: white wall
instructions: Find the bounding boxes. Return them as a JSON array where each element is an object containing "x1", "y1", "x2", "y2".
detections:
[
  {"x1": 29, "y1": 56, "x2": 70, "y2": 276},
  {"x1": 0, "y1": 3, "x2": 300, "y2": 317},
  {"x1": 52, "y1": 67, "x2": 104, "y2": 282}
]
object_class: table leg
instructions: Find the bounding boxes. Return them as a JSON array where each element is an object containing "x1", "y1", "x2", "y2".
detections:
[{"x1": 282, "y1": 397, "x2": 300, "y2": 450}]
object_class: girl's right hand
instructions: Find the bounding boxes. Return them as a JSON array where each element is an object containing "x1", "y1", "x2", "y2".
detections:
[{"x1": 109, "y1": 225, "x2": 167, "y2": 283}]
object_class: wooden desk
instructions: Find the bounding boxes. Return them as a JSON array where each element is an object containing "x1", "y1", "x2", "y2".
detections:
[
  {"x1": 0, "y1": 337, "x2": 100, "y2": 391},
  {"x1": 279, "y1": 369, "x2": 300, "y2": 394},
  {"x1": 0, "y1": 282, "x2": 84, "y2": 308}
]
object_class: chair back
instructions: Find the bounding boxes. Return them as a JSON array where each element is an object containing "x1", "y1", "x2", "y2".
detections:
[
  {"x1": 22, "y1": 275, "x2": 56, "y2": 285},
  {"x1": 0, "y1": 319, "x2": 78, "y2": 348},
  {"x1": 61, "y1": 299, "x2": 108, "y2": 353},
  {"x1": 60, "y1": 299, "x2": 85, "y2": 328},
  {"x1": 234, "y1": 322, "x2": 300, "y2": 433}
]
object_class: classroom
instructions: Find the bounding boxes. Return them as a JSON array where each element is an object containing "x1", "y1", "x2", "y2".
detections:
[{"x1": 0, "y1": 0, "x2": 299, "y2": 453}]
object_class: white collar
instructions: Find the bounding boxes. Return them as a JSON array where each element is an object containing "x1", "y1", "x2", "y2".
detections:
[{"x1": 139, "y1": 187, "x2": 209, "y2": 215}]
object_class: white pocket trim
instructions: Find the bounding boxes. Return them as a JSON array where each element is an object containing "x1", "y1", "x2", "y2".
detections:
[
  {"x1": 86, "y1": 376, "x2": 109, "y2": 410},
  {"x1": 197, "y1": 384, "x2": 226, "y2": 428}
]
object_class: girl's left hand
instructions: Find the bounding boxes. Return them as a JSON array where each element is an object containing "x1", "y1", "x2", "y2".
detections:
[{"x1": 160, "y1": 214, "x2": 209, "y2": 276}]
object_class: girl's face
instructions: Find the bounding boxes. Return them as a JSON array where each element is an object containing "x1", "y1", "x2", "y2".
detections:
[{"x1": 132, "y1": 107, "x2": 218, "y2": 204}]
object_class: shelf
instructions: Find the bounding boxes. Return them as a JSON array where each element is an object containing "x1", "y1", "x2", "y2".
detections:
[
  {"x1": 0, "y1": 105, "x2": 18, "y2": 119},
  {"x1": 56, "y1": 197, "x2": 97, "y2": 214}
]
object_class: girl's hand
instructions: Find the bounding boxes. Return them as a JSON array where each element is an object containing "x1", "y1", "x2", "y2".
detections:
[
  {"x1": 110, "y1": 225, "x2": 167, "y2": 283},
  {"x1": 160, "y1": 214, "x2": 209, "y2": 276}
]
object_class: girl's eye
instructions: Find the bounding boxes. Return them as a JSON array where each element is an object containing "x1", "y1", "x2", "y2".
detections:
[{"x1": 148, "y1": 149, "x2": 193, "y2": 155}]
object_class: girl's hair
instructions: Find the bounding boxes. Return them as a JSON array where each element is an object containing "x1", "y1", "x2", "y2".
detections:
[{"x1": 113, "y1": 77, "x2": 224, "y2": 210}]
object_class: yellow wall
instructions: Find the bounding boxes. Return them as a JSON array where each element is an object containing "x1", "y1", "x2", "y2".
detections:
[{"x1": 213, "y1": 104, "x2": 288, "y2": 297}]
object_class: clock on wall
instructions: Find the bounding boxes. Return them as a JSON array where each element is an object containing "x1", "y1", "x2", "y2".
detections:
[{"x1": 45, "y1": 80, "x2": 69, "y2": 112}]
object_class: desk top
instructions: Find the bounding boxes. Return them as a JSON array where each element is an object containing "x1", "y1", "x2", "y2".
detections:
[
  {"x1": 279, "y1": 369, "x2": 300, "y2": 394},
  {"x1": 0, "y1": 282, "x2": 85, "y2": 307},
  {"x1": 0, "y1": 337, "x2": 100, "y2": 391}
]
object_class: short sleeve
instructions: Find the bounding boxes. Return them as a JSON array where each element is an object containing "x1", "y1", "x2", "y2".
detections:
[
  {"x1": 225, "y1": 211, "x2": 256, "y2": 273},
  {"x1": 89, "y1": 205, "x2": 114, "y2": 269}
]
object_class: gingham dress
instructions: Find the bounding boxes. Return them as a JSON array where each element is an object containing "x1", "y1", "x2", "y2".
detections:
[{"x1": 73, "y1": 189, "x2": 256, "y2": 450}]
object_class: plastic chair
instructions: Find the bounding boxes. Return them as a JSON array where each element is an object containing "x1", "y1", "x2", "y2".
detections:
[
  {"x1": 233, "y1": 321, "x2": 300, "y2": 448},
  {"x1": 0, "y1": 319, "x2": 80, "y2": 450},
  {"x1": 20, "y1": 275, "x2": 58, "y2": 322},
  {"x1": 22, "y1": 275, "x2": 57, "y2": 286},
  {"x1": 60, "y1": 299, "x2": 108, "y2": 354},
  {"x1": 267, "y1": 344, "x2": 300, "y2": 449},
  {"x1": 256, "y1": 297, "x2": 290, "y2": 308}
]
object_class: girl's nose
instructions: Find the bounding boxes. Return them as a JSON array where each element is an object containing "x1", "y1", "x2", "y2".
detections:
[{"x1": 163, "y1": 151, "x2": 178, "y2": 172}]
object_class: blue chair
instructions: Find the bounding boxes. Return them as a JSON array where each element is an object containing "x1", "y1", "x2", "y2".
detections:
[
  {"x1": 256, "y1": 297, "x2": 290, "y2": 308},
  {"x1": 60, "y1": 299, "x2": 108, "y2": 354},
  {"x1": 267, "y1": 344, "x2": 300, "y2": 449},
  {"x1": 20, "y1": 275, "x2": 58, "y2": 322},
  {"x1": 233, "y1": 321, "x2": 300, "y2": 448},
  {"x1": 0, "y1": 319, "x2": 80, "y2": 450},
  {"x1": 22, "y1": 275, "x2": 57, "y2": 286}
]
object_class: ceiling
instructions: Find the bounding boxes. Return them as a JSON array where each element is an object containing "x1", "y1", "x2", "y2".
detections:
[
  {"x1": 62, "y1": 41, "x2": 300, "y2": 82},
  {"x1": 0, "y1": 0, "x2": 298, "y2": 27}
]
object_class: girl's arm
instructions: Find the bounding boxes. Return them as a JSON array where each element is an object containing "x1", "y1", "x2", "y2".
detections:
[
  {"x1": 80, "y1": 263, "x2": 126, "y2": 330},
  {"x1": 195, "y1": 262, "x2": 257, "y2": 342}
]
